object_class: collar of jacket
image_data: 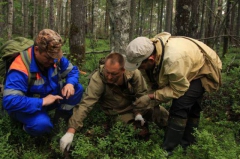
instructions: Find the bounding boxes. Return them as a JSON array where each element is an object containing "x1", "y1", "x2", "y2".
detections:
[{"x1": 150, "y1": 32, "x2": 171, "y2": 67}]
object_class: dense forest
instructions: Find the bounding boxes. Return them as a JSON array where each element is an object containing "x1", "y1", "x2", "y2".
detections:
[{"x1": 0, "y1": 0, "x2": 240, "y2": 158}]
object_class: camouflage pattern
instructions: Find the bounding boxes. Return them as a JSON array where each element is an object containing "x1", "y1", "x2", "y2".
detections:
[{"x1": 35, "y1": 29, "x2": 63, "y2": 59}]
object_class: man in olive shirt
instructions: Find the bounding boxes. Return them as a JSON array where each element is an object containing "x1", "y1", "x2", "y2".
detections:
[{"x1": 60, "y1": 52, "x2": 169, "y2": 152}]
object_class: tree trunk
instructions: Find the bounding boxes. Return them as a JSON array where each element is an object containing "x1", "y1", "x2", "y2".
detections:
[
  {"x1": 49, "y1": 0, "x2": 54, "y2": 29},
  {"x1": 108, "y1": 0, "x2": 130, "y2": 54},
  {"x1": 129, "y1": 0, "x2": 136, "y2": 41},
  {"x1": 0, "y1": 0, "x2": 4, "y2": 37},
  {"x1": 149, "y1": 0, "x2": 154, "y2": 37},
  {"x1": 62, "y1": 0, "x2": 67, "y2": 36},
  {"x1": 104, "y1": 0, "x2": 110, "y2": 38},
  {"x1": 165, "y1": 0, "x2": 173, "y2": 33},
  {"x1": 23, "y1": 0, "x2": 28, "y2": 37},
  {"x1": 205, "y1": 0, "x2": 215, "y2": 46},
  {"x1": 41, "y1": 0, "x2": 46, "y2": 29},
  {"x1": 70, "y1": 0, "x2": 86, "y2": 64},
  {"x1": 56, "y1": 0, "x2": 62, "y2": 34},
  {"x1": 215, "y1": 0, "x2": 222, "y2": 52},
  {"x1": 237, "y1": 0, "x2": 240, "y2": 37},
  {"x1": 32, "y1": 0, "x2": 38, "y2": 38},
  {"x1": 199, "y1": 1, "x2": 205, "y2": 39},
  {"x1": 189, "y1": 0, "x2": 200, "y2": 38},
  {"x1": 230, "y1": 2, "x2": 236, "y2": 45},
  {"x1": 157, "y1": 0, "x2": 164, "y2": 33},
  {"x1": 64, "y1": 0, "x2": 70, "y2": 40},
  {"x1": 175, "y1": 0, "x2": 191, "y2": 36},
  {"x1": 139, "y1": 0, "x2": 144, "y2": 36},
  {"x1": 136, "y1": 0, "x2": 141, "y2": 36},
  {"x1": 7, "y1": 0, "x2": 13, "y2": 40},
  {"x1": 223, "y1": 0, "x2": 231, "y2": 57}
]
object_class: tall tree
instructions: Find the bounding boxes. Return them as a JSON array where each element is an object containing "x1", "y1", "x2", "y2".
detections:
[
  {"x1": 104, "y1": 0, "x2": 110, "y2": 38},
  {"x1": 129, "y1": 0, "x2": 136, "y2": 41},
  {"x1": 214, "y1": 0, "x2": 223, "y2": 52},
  {"x1": 108, "y1": 0, "x2": 130, "y2": 54},
  {"x1": 149, "y1": 0, "x2": 154, "y2": 37},
  {"x1": 157, "y1": 0, "x2": 164, "y2": 33},
  {"x1": 56, "y1": 0, "x2": 63, "y2": 34},
  {"x1": 237, "y1": 0, "x2": 240, "y2": 37},
  {"x1": 64, "y1": 0, "x2": 70, "y2": 39},
  {"x1": 223, "y1": 0, "x2": 231, "y2": 57},
  {"x1": 175, "y1": 0, "x2": 191, "y2": 36},
  {"x1": 205, "y1": 0, "x2": 215, "y2": 46},
  {"x1": 69, "y1": 0, "x2": 86, "y2": 64},
  {"x1": 165, "y1": 0, "x2": 173, "y2": 33},
  {"x1": 23, "y1": 0, "x2": 29, "y2": 37},
  {"x1": 136, "y1": 0, "x2": 141, "y2": 36},
  {"x1": 32, "y1": 0, "x2": 38, "y2": 38},
  {"x1": 199, "y1": 1, "x2": 206, "y2": 39},
  {"x1": 49, "y1": 0, "x2": 54, "y2": 29},
  {"x1": 7, "y1": 0, "x2": 13, "y2": 40},
  {"x1": 189, "y1": 0, "x2": 200, "y2": 38}
]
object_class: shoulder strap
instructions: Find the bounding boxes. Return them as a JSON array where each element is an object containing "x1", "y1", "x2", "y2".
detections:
[
  {"x1": 156, "y1": 38, "x2": 165, "y2": 74},
  {"x1": 20, "y1": 50, "x2": 36, "y2": 86}
]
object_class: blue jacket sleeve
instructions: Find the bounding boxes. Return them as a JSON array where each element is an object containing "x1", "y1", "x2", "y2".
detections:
[
  {"x1": 3, "y1": 70, "x2": 42, "y2": 114},
  {"x1": 60, "y1": 57, "x2": 80, "y2": 86}
]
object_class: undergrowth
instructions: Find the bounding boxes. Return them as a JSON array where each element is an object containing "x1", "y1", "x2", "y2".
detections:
[{"x1": 0, "y1": 43, "x2": 239, "y2": 158}]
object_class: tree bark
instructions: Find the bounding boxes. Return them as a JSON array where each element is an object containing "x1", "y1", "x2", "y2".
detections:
[
  {"x1": 199, "y1": 1, "x2": 205, "y2": 39},
  {"x1": 7, "y1": 0, "x2": 13, "y2": 40},
  {"x1": 165, "y1": 0, "x2": 173, "y2": 33},
  {"x1": 104, "y1": 0, "x2": 110, "y2": 38},
  {"x1": 237, "y1": 0, "x2": 240, "y2": 37},
  {"x1": 108, "y1": 0, "x2": 130, "y2": 54},
  {"x1": 32, "y1": 0, "x2": 38, "y2": 38},
  {"x1": 23, "y1": 0, "x2": 29, "y2": 37},
  {"x1": 70, "y1": 0, "x2": 86, "y2": 64},
  {"x1": 205, "y1": 0, "x2": 215, "y2": 46},
  {"x1": 223, "y1": 0, "x2": 231, "y2": 57},
  {"x1": 129, "y1": 0, "x2": 136, "y2": 41},
  {"x1": 49, "y1": 0, "x2": 54, "y2": 29},
  {"x1": 189, "y1": 0, "x2": 200, "y2": 38}
]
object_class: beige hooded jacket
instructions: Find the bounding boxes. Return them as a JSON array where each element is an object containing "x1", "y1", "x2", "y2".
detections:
[{"x1": 147, "y1": 32, "x2": 222, "y2": 102}]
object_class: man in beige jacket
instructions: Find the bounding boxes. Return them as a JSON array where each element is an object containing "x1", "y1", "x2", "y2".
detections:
[
  {"x1": 60, "y1": 52, "x2": 169, "y2": 152},
  {"x1": 124, "y1": 32, "x2": 222, "y2": 154}
]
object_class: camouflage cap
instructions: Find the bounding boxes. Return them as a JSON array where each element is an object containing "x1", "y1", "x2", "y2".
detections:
[{"x1": 35, "y1": 29, "x2": 63, "y2": 59}]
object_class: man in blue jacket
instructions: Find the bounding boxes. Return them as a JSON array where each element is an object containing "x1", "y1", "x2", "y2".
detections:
[{"x1": 3, "y1": 29, "x2": 84, "y2": 136}]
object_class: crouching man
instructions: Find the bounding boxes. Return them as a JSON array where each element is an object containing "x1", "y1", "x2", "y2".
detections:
[
  {"x1": 60, "y1": 52, "x2": 169, "y2": 152},
  {"x1": 3, "y1": 29, "x2": 84, "y2": 136}
]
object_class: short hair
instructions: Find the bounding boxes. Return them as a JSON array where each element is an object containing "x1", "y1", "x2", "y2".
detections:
[{"x1": 105, "y1": 52, "x2": 125, "y2": 69}]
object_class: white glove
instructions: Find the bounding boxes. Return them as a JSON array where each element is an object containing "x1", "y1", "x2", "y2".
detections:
[
  {"x1": 60, "y1": 132, "x2": 74, "y2": 153},
  {"x1": 135, "y1": 114, "x2": 145, "y2": 126}
]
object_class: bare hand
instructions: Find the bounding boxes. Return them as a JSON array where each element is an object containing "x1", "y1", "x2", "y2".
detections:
[
  {"x1": 61, "y1": 84, "x2": 75, "y2": 99},
  {"x1": 42, "y1": 94, "x2": 63, "y2": 106}
]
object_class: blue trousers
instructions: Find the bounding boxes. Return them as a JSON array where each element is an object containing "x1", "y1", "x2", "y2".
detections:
[{"x1": 12, "y1": 83, "x2": 84, "y2": 136}]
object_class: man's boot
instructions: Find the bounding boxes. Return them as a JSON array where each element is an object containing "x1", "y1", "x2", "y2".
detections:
[
  {"x1": 162, "y1": 116, "x2": 187, "y2": 155},
  {"x1": 181, "y1": 117, "x2": 199, "y2": 149}
]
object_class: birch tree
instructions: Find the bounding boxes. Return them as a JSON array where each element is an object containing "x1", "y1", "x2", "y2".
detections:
[{"x1": 108, "y1": 0, "x2": 130, "y2": 54}]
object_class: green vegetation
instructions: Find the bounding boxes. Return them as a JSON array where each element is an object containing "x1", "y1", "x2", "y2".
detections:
[{"x1": 0, "y1": 40, "x2": 240, "y2": 158}]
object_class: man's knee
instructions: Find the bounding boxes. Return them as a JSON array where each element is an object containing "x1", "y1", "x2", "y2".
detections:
[{"x1": 24, "y1": 115, "x2": 53, "y2": 136}]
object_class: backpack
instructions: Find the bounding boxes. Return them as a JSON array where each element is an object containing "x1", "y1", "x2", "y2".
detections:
[{"x1": 0, "y1": 37, "x2": 36, "y2": 87}]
